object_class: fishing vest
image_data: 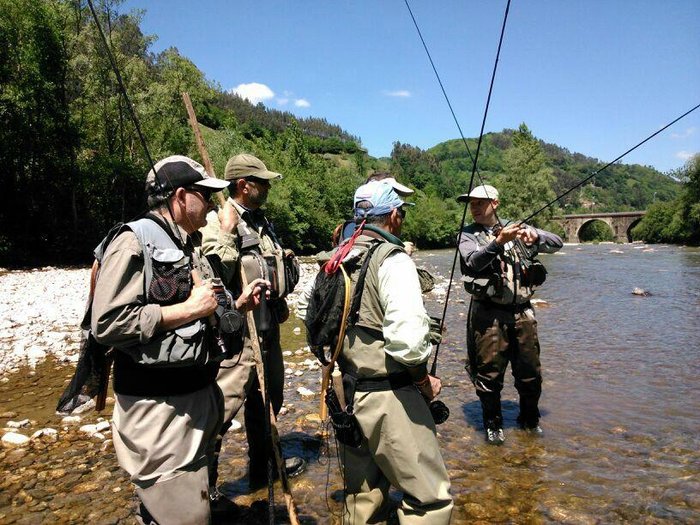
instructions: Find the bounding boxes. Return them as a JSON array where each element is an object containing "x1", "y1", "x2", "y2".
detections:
[
  {"x1": 338, "y1": 235, "x2": 408, "y2": 379},
  {"x1": 461, "y1": 221, "x2": 536, "y2": 305},
  {"x1": 234, "y1": 202, "x2": 298, "y2": 300},
  {"x1": 99, "y1": 216, "x2": 216, "y2": 369}
]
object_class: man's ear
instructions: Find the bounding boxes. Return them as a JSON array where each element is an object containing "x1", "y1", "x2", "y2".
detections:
[{"x1": 235, "y1": 178, "x2": 247, "y2": 195}]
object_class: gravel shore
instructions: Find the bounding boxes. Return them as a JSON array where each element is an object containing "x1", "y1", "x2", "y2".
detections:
[{"x1": 0, "y1": 262, "x2": 319, "y2": 378}]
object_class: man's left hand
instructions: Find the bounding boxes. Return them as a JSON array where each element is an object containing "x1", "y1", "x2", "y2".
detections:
[{"x1": 518, "y1": 226, "x2": 539, "y2": 245}]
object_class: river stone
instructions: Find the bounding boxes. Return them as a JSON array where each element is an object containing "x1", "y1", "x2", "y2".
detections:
[
  {"x1": 61, "y1": 415, "x2": 81, "y2": 425},
  {"x1": 31, "y1": 428, "x2": 58, "y2": 441},
  {"x1": 0, "y1": 411, "x2": 18, "y2": 419},
  {"x1": 2, "y1": 432, "x2": 30, "y2": 447},
  {"x1": 73, "y1": 480, "x2": 102, "y2": 494},
  {"x1": 297, "y1": 386, "x2": 315, "y2": 398},
  {"x1": 6, "y1": 419, "x2": 30, "y2": 428},
  {"x1": 632, "y1": 287, "x2": 651, "y2": 296}
]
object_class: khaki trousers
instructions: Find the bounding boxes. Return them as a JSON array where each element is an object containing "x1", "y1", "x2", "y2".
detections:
[
  {"x1": 341, "y1": 387, "x2": 453, "y2": 524},
  {"x1": 112, "y1": 383, "x2": 223, "y2": 524},
  {"x1": 210, "y1": 321, "x2": 284, "y2": 485}
]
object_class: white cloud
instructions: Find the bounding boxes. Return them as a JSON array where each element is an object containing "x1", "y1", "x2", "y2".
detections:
[
  {"x1": 671, "y1": 127, "x2": 696, "y2": 139},
  {"x1": 277, "y1": 98, "x2": 289, "y2": 106},
  {"x1": 294, "y1": 98, "x2": 311, "y2": 108},
  {"x1": 383, "y1": 90, "x2": 411, "y2": 98},
  {"x1": 230, "y1": 82, "x2": 275, "y2": 105},
  {"x1": 675, "y1": 150, "x2": 695, "y2": 161}
]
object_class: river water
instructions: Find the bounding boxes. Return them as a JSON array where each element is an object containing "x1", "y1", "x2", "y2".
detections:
[{"x1": 1, "y1": 243, "x2": 698, "y2": 524}]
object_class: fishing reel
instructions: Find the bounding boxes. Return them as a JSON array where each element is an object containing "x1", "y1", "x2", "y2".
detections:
[
  {"x1": 429, "y1": 400, "x2": 450, "y2": 425},
  {"x1": 212, "y1": 278, "x2": 244, "y2": 334}
]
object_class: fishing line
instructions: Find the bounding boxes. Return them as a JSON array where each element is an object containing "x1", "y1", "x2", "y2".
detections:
[
  {"x1": 518, "y1": 101, "x2": 700, "y2": 225},
  {"x1": 86, "y1": 0, "x2": 198, "y2": 245},
  {"x1": 404, "y1": 0, "x2": 512, "y2": 375}
]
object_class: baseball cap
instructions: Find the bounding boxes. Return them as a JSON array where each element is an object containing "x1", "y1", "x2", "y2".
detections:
[
  {"x1": 224, "y1": 153, "x2": 283, "y2": 181},
  {"x1": 353, "y1": 181, "x2": 414, "y2": 218},
  {"x1": 366, "y1": 172, "x2": 414, "y2": 196},
  {"x1": 147, "y1": 155, "x2": 229, "y2": 194},
  {"x1": 456, "y1": 184, "x2": 499, "y2": 202}
]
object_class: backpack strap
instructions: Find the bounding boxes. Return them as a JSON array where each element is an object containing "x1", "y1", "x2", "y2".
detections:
[{"x1": 347, "y1": 241, "x2": 383, "y2": 326}]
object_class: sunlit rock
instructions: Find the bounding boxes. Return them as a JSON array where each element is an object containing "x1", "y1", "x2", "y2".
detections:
[
  {"x1": 297, "y1": 387, "x2": 315, "y2": 398},
  {"x1": 2, "y1": 432, "x2": 30, "y2": 447}
]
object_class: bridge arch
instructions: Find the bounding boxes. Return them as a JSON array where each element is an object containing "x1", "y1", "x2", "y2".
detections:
[
  {"x1": 577, "y1": 218, "x2": 615, "y2": 242},
  {"x1": 552, "y1": 211, "x2": 646, "y2": 243}
]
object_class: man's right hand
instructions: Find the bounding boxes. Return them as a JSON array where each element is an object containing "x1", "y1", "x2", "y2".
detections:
[
  {"x1": 416, "y1": 374, "x2": 443, "y2": 401},
  {"x1": 495, "y1": 223, "x2": 521, "y2": 246},
  {"x1": 218, "y1": 200, "x2": 238, "y2": 234},
  {"x1": 185, "y1": 277, "x2": 218, "y2": 318}
]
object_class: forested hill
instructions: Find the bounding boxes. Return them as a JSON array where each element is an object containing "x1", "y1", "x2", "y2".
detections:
[{"x1": 425, "y1": 130, "x2": 681, "y2": 214}]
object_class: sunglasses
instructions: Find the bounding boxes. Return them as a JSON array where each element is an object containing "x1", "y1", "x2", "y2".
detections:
[
  {"x1": 396, "y1": 207, "x2": 406, "y2": 219},
  {"x1": 186, "y1": 186, "x2": 214, "y2": 202},
  {"x1": 244, "y1": 176, "x2": 270, "y2": 185}
]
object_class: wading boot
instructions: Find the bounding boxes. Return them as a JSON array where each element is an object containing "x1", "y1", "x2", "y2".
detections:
[{"x1": 485, "y1": 426, "x2": 505, "y2": 445}]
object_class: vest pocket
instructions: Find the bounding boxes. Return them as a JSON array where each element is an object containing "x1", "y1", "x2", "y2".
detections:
[{"x1": 148, "y1": 248, "x2": 190, "y2": 305}]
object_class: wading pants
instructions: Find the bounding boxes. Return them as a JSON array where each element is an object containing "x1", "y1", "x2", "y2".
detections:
[
  {"x1": 467, "y1": 300, "x2": 542, "y2": 429},
  {"x1": 209, "y1": 320, "x2": 284, "y2": 487}
]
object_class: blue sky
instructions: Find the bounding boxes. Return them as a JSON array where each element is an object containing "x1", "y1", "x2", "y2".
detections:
[{"x1": 122, "y1": 0, "x2": 699, "y2": 174}]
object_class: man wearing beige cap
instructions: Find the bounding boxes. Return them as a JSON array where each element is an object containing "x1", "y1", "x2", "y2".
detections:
[
  {"x1": 201, "y1": 153, "x2": 306, "y2": 499},
  {"x1": 457, "y1": 184, "x2": 562, "y2": 445}
]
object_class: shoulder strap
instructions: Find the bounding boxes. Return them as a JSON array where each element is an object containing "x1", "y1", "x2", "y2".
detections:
[{"x1": 347, "y1": 241, "x2": 384, "y2": 325}]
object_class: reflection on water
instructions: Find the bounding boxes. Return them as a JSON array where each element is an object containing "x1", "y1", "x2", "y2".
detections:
[{"x1": 1, "y1": 244, "x2": 698, "y2": 523}]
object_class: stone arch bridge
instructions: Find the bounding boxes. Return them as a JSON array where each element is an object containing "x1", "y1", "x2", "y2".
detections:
[{"x1": 552, "y1": 211, "x2": 646, "y2": 243}]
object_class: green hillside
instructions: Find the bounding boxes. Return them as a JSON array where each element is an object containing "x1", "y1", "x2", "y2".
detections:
[{"x1": 427, "y1": 130, "x2": 682, "y2": 214}]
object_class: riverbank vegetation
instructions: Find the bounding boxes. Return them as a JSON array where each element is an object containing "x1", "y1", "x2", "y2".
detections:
[
  {"x1": 0, "y1": 0, "x2": 686, "y2": 266},
  {"x1": 632, "y1": 154, "x2": 700, "y2": 245}
]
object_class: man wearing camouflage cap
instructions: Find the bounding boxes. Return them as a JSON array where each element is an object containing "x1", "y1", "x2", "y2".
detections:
[
  {"x1": 457, "y1": 184, "x2": 562, "y2": 445},
  {"x1": 200, "y1": 153, "x2": 305, "y2": 498}
]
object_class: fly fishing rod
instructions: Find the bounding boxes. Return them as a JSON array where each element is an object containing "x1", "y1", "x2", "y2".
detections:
[
  {"x1": 404, "y1": 0, "x2": 512, "y2": 378},
  {"x1": 517, "y1": 102, "x2": 700, "y2": 225}
]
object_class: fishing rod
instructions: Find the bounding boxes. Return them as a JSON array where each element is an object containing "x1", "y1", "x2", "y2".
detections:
[
  {"x1": 86, "y1": 0, "x2": 208, "y2": 242},
  {"x1": 517, "y1": 102, "x2": 700, "y2": 225},
  {"x1": 404, "y1": 0, "x2": 512, "y2": 377}
]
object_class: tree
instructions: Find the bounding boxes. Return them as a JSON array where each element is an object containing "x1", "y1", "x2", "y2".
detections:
[{"x1": 498, "y1": 124, "x2": 557, "y2": 228}]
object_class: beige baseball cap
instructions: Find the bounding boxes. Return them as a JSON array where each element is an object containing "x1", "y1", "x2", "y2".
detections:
[
  {"x1": 457, "y1": 184, "x2": 499, "y2": 202},
  {"x1": 224, "y1": 153, "x2": 282, "y2": 181}
]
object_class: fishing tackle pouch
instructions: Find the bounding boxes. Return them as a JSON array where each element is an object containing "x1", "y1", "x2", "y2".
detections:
[
  {"x1": 240, "y1": 250, "x2": 299, "y2": 299},
  {"x1": 461, "y1": 272, "x2": 503, "y2": 300},
  {"x1": 519, "y1": 258, "x2": 547, "y2": 287},
  {"x1": 325, "y1": 374, "x2": 363, "y2": 448}
]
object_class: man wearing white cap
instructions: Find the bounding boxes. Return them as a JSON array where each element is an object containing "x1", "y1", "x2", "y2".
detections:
[
  {"x1": 328, "y1": 180, "x2": 453, "y2": 524},
  {"x1": 457, "y1": 184, "x2": 562, "y2": 445},
  {"x1": 91, "y1": 155, "x2": 267, "y2": 523}
]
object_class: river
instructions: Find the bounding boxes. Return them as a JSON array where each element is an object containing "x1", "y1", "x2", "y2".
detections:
[{"x1": 1, "y1": 243, "x2": 698, "y2": 524}]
